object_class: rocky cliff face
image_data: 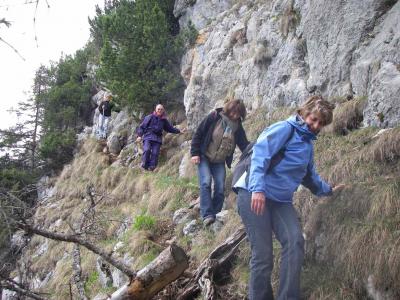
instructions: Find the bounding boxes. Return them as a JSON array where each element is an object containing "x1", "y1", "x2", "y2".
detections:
[{"x1": 175, "y1": 0, "x2": 400, "y2": 129}]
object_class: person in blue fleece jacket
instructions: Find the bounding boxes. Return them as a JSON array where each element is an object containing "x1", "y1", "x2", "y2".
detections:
[{"x1": 236, "y1": 95, "x2": 345, "y2": 300}]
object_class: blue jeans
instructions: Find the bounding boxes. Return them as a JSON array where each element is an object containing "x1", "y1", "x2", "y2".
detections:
[
  {"x1": 197, "y1": 156, "x2": 226, "y2": 219},
  {"x1": 237, "y1": 188, "x2": 304, "y2": 300},
  {"x1": 97, "y1": 114, "x2": 110, "y2": 139}
]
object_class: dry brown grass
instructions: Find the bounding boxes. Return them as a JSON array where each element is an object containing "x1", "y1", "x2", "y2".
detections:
[
  {"x1": 299, "y1": 124, "x2": 400, "y2": 298},
  {"x1": 326, "y1": 98, "x2": 366, "y2": 135},
  {"x1": 361, "y1": 128, "x2": 400, "y2": 163},
  {"x1": 243, "y1": 107, "x2": 294, "y2": 141},
  {"x1": 20, "y1": 109, "x2": 400, "y2": 299}
]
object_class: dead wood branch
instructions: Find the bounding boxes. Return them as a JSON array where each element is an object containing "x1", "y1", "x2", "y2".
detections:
[
  {"x1": 110, "y1": 244, "x2": 189, "y2": 300},
  {"x1": 177, "y1": 227, "x2": 246, "y2": 300},
  {"x1": 0, "y1": 275, "x2": 48, "y2": 300},
  {"x1": 17, "y1": 222, "x2": 136, "y2": 278}
]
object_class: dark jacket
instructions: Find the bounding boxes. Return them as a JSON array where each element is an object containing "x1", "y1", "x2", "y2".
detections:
[
  {"x1": 137, "y1": 112, "x2": 180, "y2": 144},
  {"x1": 98, "y1": 101, "x2": 116, "y2": 117},
  {"x1": 190, "y1": 108, "x2": 249, "y2": 168}
]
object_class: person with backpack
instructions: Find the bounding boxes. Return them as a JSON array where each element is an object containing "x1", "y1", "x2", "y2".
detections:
[
  {"x1": 191, "y1": 99, "x2": 249, "y2": 226},
  {"x1": 136, "y1": 104, "x2": 183, "y2": 171},
  {"x1": 97, "y1": 93, "x2": 118, "y2": 139},
  {"x1": 234, "y1": 95, "x2": 345, "y2": 300}
]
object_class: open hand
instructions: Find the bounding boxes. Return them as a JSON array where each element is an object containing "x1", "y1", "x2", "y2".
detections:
[
  {"x1": 332, "y1": 183, "x2": 345, "y2": 194},
  {"x1": 180, "y1": 128, "x2": 187, "y2": 134},
  {"x1": 191, "y1": 156, "x2": 200, "y2": 164},
  {"x1": 251, "y1": 192, "x2": 266, "y2": 215},
  {"x1": 136, "y1": 136, "x2": 142, "y2": 143}
]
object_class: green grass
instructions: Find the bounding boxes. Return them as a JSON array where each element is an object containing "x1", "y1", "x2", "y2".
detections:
[
  {"x1": 84, "y1": 271, "x2": 100, "y2": 294},
  {"x1": 133, "y1": 213, "x2": 156, "y2": 231}
]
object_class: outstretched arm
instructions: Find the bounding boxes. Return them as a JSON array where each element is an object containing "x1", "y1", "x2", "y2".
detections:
[
  {"x1": 163, "y1": 119, "x2": 181, "y2": 134},
  {"x1": 301, "y1": 152, "x2": 332, "y2": 196}
]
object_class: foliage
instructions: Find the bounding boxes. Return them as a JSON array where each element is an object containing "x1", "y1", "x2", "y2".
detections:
[
  {"x1": 90, "y1": 0, "x2": 184, "y2": 113},
  {"x1": 84, "y1": 271, "x2": 100, "y2": 294},
  {"x1": 39, "y1": 130, "x2": 76, "y2": 170},
  {"x1": 133, "y1": 213, "x2": 156, "y2": 231},
  {"x1": 36, "y1": 47, "x2": 95, "y2": 170}
]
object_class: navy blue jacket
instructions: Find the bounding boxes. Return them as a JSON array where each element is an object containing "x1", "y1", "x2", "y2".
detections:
[
  {"x1": 137, "y1": 113, "x2": 180, "y2": 143},
  {"x1": 190, "y1": 108, "x2": 249, "y2": 168}
]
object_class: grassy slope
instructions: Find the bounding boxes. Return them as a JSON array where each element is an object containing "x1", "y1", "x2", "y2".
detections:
[{"x1": 18, "y1": 103, "x2": 400, "y2": 299}]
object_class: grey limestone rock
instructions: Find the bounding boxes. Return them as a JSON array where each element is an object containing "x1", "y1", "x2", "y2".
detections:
[
  {"x1": 183, "y1": 219, "x2": 201, "y2": 236},
  {"x1": 180, "y1": 0, "x2": 400, "y2": 130},
  {"x1": 173, "y1": 208, "x2": 194, "y2": 225}
]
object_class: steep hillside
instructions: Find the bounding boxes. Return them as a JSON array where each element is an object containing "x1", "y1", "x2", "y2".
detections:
[
  {"x1": 6, "y1": 100, "x2": 400, "y2": 299},
  {"x1": 3, "y1": 0, "x2": 400, "y2": 299}
]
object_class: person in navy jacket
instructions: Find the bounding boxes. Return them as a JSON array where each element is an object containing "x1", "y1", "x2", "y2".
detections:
[
  {"x1": 235, "y1": 96, "x2": 345, "y2": 300},
  {"x1": 136, "y1": 104, "x2": 183, "y2": 171}
]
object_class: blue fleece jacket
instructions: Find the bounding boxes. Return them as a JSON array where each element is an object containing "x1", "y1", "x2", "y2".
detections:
[{"x1": 248, "y1": 115, "x2": 332, "y2": 202}]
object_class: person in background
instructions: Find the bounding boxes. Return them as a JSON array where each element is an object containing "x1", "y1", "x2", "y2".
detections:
[
  {"x1": 97, "y1": 93, "x2": 118, "y2": 140},
  {"x1": 235, "y1": 95, "x2": 345, "y2": 300},
  {"x1": 136, "y1": 104, "x2": 184, "y2": 171},
  {"x1": 191, "y1": 99, "x2": 249, "y2": 226}
]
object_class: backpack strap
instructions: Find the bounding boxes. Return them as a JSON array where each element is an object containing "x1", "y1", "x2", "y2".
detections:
[{"x1": 269, "y1": 122, "x2": 295, "y2": 169}]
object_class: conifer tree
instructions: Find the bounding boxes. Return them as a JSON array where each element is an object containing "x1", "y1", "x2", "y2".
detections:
[{"x1": 92, "y1": 0, "x2": 183, "y2": 114}]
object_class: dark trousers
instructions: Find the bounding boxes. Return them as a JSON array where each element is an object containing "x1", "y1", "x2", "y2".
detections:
[
  {"x1": 237, "y1": 188, "x2": 304, "y2": 300},
  {"x1": 142, "y1": 140, "x2": 161, "y2": 170}
]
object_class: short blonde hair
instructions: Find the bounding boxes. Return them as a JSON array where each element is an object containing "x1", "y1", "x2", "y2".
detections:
[
  {"x1": 104, "y1": 93, "x2": 112, "y2": 101},
  {"x1": 223, "y1": 99, "x2": 247, "y2": 120},
  {"x1": 297, "y1": 95, "x2": 335, "y2": 126}
]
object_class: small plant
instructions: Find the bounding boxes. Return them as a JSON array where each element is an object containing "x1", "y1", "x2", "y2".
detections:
[
  {"x1": 84, "y1": 271, "x2": 100, "y2": 294},
  {"x1": 133, "y1": 213, "x2": 156, "y2": 231},
  {"x1": 178, "y1": 20, "x2": 199, "y2": 49}
]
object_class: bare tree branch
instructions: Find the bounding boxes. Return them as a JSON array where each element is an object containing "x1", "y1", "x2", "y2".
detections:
[
  {"x1": 0, "y1": 36, "x2": 25, "y2": 60},
  {"x1": 177, "y1": 227, "x2": 247, "y2": 300},
  {"x1": 0, "y1": 18, "x2": 11, "y2": 27},
  {"x1": 17, "y1": 222, "x2": 136, "y2": 278},
  {"x1": 0, "y1": 275, "x2": 48, "y2": 300}
]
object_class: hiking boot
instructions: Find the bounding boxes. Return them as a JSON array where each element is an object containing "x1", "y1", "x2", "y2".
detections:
[{"x1": 203, "y1": 216, "x2": 215, "y2": 227}]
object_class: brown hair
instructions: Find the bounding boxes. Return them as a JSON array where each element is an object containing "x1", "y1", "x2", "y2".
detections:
[
  {"x1": 223, "y1": 99, "x2": 247, "y2": 120},
  {"x1": 297, "y1": 95, "x2": 335, "y2": 126}
]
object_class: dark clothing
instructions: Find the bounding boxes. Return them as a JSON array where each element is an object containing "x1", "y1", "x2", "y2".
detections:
[
  {"x1": 137, "y1": 113, "x2": 180, "y2": 144},
  {"x1": 142, "y1": 140, "x2": 161, "y2": 170},
  {"x1": 190, "y1": 108, "x2": 249, "y2": 168},
  {"x1": 98, "y1": 101, "x2": 115, "y2": 117},
  {"x1": 138, "y1": 112, "x2": 180, "y2": 169}
]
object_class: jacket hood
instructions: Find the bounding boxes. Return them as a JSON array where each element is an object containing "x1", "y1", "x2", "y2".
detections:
[{"x1": 286, "y1": 115, "x2": 317, "y2": 141}]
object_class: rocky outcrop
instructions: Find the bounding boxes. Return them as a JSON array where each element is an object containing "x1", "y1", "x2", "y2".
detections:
[{"x1": 178, "y1": 0, "x2": 400, "y2": 129}]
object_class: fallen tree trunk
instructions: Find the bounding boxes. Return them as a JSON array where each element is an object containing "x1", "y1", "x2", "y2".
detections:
[
  {"x1": 111, "y1": 244, "x2": 189, "y2": 300},
  {"x1": 177, "y1": 227, "x2": 247, "y2": 300}
]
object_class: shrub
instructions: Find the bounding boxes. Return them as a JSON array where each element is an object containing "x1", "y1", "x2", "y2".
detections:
[{"x1": 39, "y1": 130, "x2": 76, "y2": 170}]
